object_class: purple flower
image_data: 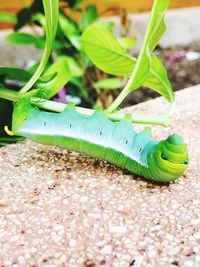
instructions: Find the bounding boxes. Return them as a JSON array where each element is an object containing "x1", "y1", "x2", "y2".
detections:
[{"x1": 54, "y1": 87, "x2": 67, "y2": 104}]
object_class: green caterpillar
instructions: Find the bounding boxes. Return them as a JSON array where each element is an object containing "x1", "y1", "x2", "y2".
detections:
[{"x1": 12, "y1": 97, "x2": 189, "y2": 182}]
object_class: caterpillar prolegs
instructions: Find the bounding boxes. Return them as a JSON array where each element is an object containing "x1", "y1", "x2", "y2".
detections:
[{"x1": 12, "y1": 97, "x2": 189, "y2": 182}]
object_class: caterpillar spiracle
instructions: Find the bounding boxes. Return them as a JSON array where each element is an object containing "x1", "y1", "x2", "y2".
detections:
[{"x1": 12, "y1": 97, "x2": 189, "y2": 182}]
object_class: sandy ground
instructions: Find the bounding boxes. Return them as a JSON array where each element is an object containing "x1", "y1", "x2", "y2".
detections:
[{"x1": 0, "y1": 85, "x2": 200, "y2": 267}]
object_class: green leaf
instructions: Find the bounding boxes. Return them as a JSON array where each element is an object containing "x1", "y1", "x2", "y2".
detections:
[
  {"x1": 125, "y1": 0, "x2": 172, "y2": 96},
  {"x1": 65, "y1": 56, "x2": 83, "y2": 77},
  {"x1": 147, "y1": 8, "x2": 167, "y2": 52},
  {"x1": 32, "y1": 56, "x2": 71, "y2": 99},
  {"x1": 117, "y1": 37, "x2": 137, "y2": 49},
  {"x1": 81, "y1": 4, "x2": 174, "y2": 103},
  {"x1": 106, "y1": 0, "x2": 174, "y2": 112},
  {"x1": 28, "y1": 62, "x2": 40, "y2": 74},
  {"x1": 0, "y1": 67, "x2": 32, "y2": 82},
  {"x1": 80, "y1": 22, "x2": 135, "y2": 77},
  {"x1": 80, "y1": 5, "x2": 98, "y2": 31},
  {"x1": 20, "y1": 0, "x2": 59, "y2": 94},
  {"x1": 32, "y1": 13, "x2": 45, "y2": 27},
  {"x1": 103, "y1": 21, "x2": 115, "y2": 31},
  {"x1": 59, "y1": 14, "x2": 80, "y2": 50},
  {"x1": 0, "y1": 12, "x2": 17, "y2": 24},
  {"x1": 6, "y1": 31, "x2": 65, "y2": 51},
  {"x1": 69, "y1": 76, "x2": 83, "y2": 88},
  {"x1": 6, "y1": 32, "x2": 37, "y2": 45},
  {"x1": 35, "y1": 36, "x2": 65, "y2": 50},
  {"x1": 93, "y1": 78, "x2": 123, "y2": 90},
  {"x1": 144, "y1": 54, "x2": 173, "y2": 101}
]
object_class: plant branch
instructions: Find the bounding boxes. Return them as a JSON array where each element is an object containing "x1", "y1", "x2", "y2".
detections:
[
  {"x1": 19, "y1": 0, "x2": 59, "y2": 94},
  {"x1": 106, "y1": 0, "x2": 162, "y2": 113},
  {"x1": 0, "y1": 87, "x2": 173, "y2": 127},
  {"x1": 31, "y1": 97, "x2": 172, "y2": 127},
  {"x1": 0, "y1": 87, "x2": 19, "y2": 102}
]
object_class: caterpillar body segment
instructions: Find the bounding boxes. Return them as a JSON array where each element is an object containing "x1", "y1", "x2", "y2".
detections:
[{"x1": 12, "y1": 97, "x2": 189, "y2": 182}]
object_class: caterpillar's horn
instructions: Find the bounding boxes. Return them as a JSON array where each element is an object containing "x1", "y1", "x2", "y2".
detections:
[{"x1": 167, "y1": 134, "x2": 185, "y2": 146}]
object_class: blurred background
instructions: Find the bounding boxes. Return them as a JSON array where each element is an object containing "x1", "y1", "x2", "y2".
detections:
[
  {"x1": 0, "y1": 0, "x2": 200, "y2": 106},
  {"x1": 0, "y1": 0, "x2": 200, "y2": 144}
]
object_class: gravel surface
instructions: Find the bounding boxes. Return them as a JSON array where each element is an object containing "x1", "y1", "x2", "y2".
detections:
[{"x1": 0, "y1": 86, "x2": 200, "y2": 267}]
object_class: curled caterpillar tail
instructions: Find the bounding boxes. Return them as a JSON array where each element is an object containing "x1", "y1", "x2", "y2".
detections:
[
  {"x1": 145, "y1": 134, "x2": 189, "y2": 182},
  {"x1": 4, "y1": 126, "x2": 15, "y2": 136}
]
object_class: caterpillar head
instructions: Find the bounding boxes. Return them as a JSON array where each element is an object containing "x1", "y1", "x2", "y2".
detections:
[{"x1": 150, "y1": 134, "x2": 189, "y2": 182}]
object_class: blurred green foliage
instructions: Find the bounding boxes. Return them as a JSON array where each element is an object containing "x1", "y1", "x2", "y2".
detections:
[{"x1": 0, "y1": 0, "x2": 136, "y2": 145}]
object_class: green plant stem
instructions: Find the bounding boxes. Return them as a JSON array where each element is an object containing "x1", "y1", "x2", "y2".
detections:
[
  {"x1": 106, "y1": 0, "x2": 159, "y2": 113},
  {"x1": 0, "y1": 88, "x2": 172, "y2": 127},
  {"x1": 19, "y1": 0, "x2": 59, "y2": 94},
  {"x1": 31, "y1": 97, "x2": 172, "y2": 127},
  {"x1": 106, "y1": 79, "x2": 133, "y2": 113},
  {"x1": 20, "y1": 46, "x2": 49, "y2": 94},
  {"x1": 0, "y1": 87, "x2": 19, "y2": 102}
]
